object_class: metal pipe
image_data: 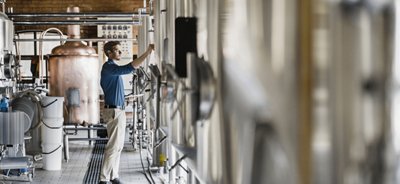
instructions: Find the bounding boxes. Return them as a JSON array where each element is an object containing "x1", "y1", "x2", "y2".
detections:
[
  {"x1": 64, "y1": 127, "x2": 106, "y2": 130},
  {"x1": 67, "y1": 7, "x2": 80, "y2": 39},
  {"x1": 13, "y1": 20, "x2": 141, "y2": 25},
  {"x1": 14, "y1": 38, "x2": 138, "y2": 42},
  {"x1": 68, "y1": 138, "x2": 108, "y2": 141},
  {"x1": 387, "y1": 1, "x2": 400, "y2": 183},
  {"x1": 38, "y1": 27, "x2": 64, "y2": 87},
  {"x1": 164, "y1": 64, "x2": 180, "y2": 80},
  {"x1": 7, "y1": 12, "x2": 143, "y2": 18},
  {"x1": 0, "y1": 157, "x2": 31, "y2": 170},
  {"x1": 150, "y1": 0, "x2": 154, "y2": 14}
]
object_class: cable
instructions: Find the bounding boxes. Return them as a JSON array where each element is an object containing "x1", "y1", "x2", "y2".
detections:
[
  {"x1": 139, "y1": 131, "x2": 153, "y2": 184},
  {"x1": 178, "y1": 163, "x2": 189, "y2": 173},
  {"x1": 133, "y1": 67, "x2": 155, "y2": 184},
  {"x1": 41, "y1": 99, "x2": 58, "y2": 108},
  {"x1": 169, "y1": 155, "x2": 187, "y2": 172},
  {"x1": 146, "y1": 157, "x2": 156, "y2": 184},
  {"x1": 41, "y1": 144, "x2": 61, "y2": 155},
  {"x1": 153, "y1": 135, "x2": 167, "y2": 149},
  {"x1": 41, "y1": 120, "x2": 63, "y2": 129}
]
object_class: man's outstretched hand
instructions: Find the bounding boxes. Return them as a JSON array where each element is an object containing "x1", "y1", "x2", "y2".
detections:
[{"x1": 148, "y1": 44, "x2": 154, "y2": 51}]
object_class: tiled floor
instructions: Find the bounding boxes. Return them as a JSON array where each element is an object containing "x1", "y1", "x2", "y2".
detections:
[{"x1": 1, "y1": 138, "x2": 162, "y2": 184}]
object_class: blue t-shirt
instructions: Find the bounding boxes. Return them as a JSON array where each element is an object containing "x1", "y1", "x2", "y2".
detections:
[{"x1": 100, "y1": 59, "x2": 134, "y2": 107}]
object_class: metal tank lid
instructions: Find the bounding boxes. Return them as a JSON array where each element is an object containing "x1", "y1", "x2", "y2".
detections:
[{"x1": 51, "y1": 41, "x2": 98, "y2": 56}]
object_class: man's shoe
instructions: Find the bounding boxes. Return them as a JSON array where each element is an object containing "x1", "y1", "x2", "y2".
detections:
[
  {"x1": 98, "y1": 181, "x2": 110, "y2": 184},
  {"x1": 111, "y1": 178, "x2": 123, "y2": 184}
]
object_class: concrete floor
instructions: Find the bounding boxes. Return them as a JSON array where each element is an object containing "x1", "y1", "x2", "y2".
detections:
[{"x1": 0, "y1": 130, "x2": 162, "y2": 184}]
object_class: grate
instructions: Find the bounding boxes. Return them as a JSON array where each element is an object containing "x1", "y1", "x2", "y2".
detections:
[{"x1": 82, "y1": 140, "x2": 107, "y2": 184}]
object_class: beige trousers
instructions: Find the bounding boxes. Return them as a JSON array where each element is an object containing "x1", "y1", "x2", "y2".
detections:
[{"x1": 100, "y1": 108, "x2": 126, "y2": 181}]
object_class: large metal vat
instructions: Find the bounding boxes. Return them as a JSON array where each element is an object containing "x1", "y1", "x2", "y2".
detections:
[
  {"x1": 0, "y1": 13, "x2": 13, "y2": 53},
  {"x1": 0, "y1": 12, "x2": 15, "y2": 82},
  {"x1": 311, "y1": 1, "x2": 397, "y2": 184},
  {"x1": 220, "y1": 0, "x2": 299, "y2": 183},
  {"x1": 48, "y1": 7, "x2": 99, "y2": 125}
]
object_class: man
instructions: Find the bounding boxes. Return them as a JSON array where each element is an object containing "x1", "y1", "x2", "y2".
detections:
[{"x1": 99, "y1": 41, "x2": 153, "y2": 184}]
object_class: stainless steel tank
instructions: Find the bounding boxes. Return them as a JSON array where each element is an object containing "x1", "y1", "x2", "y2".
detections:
[
  {"x1": 0, "y1": 12, "x2": 14, "y2": 81},
  {"x1": 157, "y1": 0, "x2": 299, "y2": 183},
  {"x1": 0, "y1": 12, "x2": 13, "y2": 53},
  {"x1": 138, "y1": 15, "x2": 153, "y2": 71},
  {"x1": 48, "y1": 7, "x2": 99, "y2": 125},
  {"x1": 311, "y1": 1, "x2": 396, "y2": 184},
  {"x1": 220, "y1": 0, "x2": 299, "y2": 183},
  {"x1": 152, "y1": 0, "x2": 400, "y2": 183}
]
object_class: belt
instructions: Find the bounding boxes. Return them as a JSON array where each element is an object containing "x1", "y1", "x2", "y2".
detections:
[{"x1": 104, "y1": 105, "x2": 125, "y2": 110}]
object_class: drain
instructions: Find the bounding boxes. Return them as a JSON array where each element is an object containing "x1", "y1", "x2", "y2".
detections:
[{"x1": 83, "y1": 140, "x2": 107, "y2": 184}]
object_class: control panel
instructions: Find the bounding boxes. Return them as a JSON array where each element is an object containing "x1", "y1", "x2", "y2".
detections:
[
  {"x1": 97, "y1": 20, "x2": 137, "y2": 96},
  {"x1": 97, "y1": 24, "x2": 134, "y2": 62}
]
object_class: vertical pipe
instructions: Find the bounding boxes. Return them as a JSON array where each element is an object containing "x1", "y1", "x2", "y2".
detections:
[
  {"x1": 298, "y1": 0, "x2": 313, "y2": 183},
  {"x1": 167, "y1": 0, "x2": 175, "y2": 65},
  {"x1": 388, "y1": 1, "x2": 400, "y2": 183},
  {"x1": 66, "y1": 7, "x2": 80, "y2": 39}
]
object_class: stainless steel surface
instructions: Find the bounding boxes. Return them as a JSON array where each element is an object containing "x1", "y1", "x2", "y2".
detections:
[
  {"x1": 0, "y1": 111, "x2": 30, "y2": 145},
  {"x1": 311, "y1": 1, "x2": 393, "y2": 184},
  {"x1": 13, "y1": 91, "x2": 43, "y2": 155},
  {"x1": 197, "y1": 57, "x2": 215, "y2": 121},
  {"x1": 188, "y1": 1, "x2": 224, "y2": 183},
  {"x1": 184, "y1": 52, "x2": 216, "y2": 122},
  {"x1": 165, "y1": 0, "x2": 176, "y2": 67},
  {"x1": 9, "y1": 10, "x2": 144, "y2": 26},
  {"x1": 3, "y1": 53, "x2": 16, "y2": 79},
  {"x1": 11, "y1": 96, "x2": 37, "y2": 132},
  {"x1": 151, "y1": 0, "x2": 224, "y2": 183},
  {"x1": 14, "y1": 38, "x2": 138, "y2": 42},
  {"x1": 176, "y1": 0, "x2": 194, "y2": 17},
  {"x1": 220, "y1": 0, "x2": 298, "y2": 183},
  {"x1": 140, "y1": 0, "x2": 400, "y2": 183},
  {"x1": 164, "y1": 0, "x2": 197, "y2": 150},
  {"x1": 0, "y1": 12, "x2": 13, "y2": 52},
  {"x1": 250, "y1": 123, "x2": 293, "y2": 184},
  {"x1": 147, "y1": 0, "x2": 400, "y2": 183},
  {"x1": 7, "y1": 12, "x2": 141, "y2": 18},
  {"x1": 154, "y1": 0, "x2": 167, "y2": 65},
  {"x1": 185, "y1": 53, "x2": 197, "y2": 126},
  {"x1": 154, "y1": 0, "x2": 161, "y2": 58},
  {"x1": 48, "y1": 7, "x2": 100, "y2": 125},
  {"x1": 0, "y1": 157, "x2": 31, "y2": 169},
  {"x1": 138, "y1": 15, "x2": 153, "y2": 71},
  {"x1": 387, "y1": 2, "x2": 400, "y2": 184},
  {"x1": 13, "y1": 20, "x2": 141, "y2": 25}
]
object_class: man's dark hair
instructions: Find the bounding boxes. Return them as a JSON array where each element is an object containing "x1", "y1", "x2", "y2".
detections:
[{"x1": 104, "y1": 41, "x2": 121, "y2": 57}]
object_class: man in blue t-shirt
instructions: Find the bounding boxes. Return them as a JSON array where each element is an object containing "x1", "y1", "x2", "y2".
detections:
[{"x1": 99, "y1": 41, "x2": 153, "y2": 184}]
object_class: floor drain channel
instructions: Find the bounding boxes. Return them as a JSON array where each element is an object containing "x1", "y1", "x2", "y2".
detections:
[{"x1": 83, "y1": 140, "x2": 107, "y2": 184}]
